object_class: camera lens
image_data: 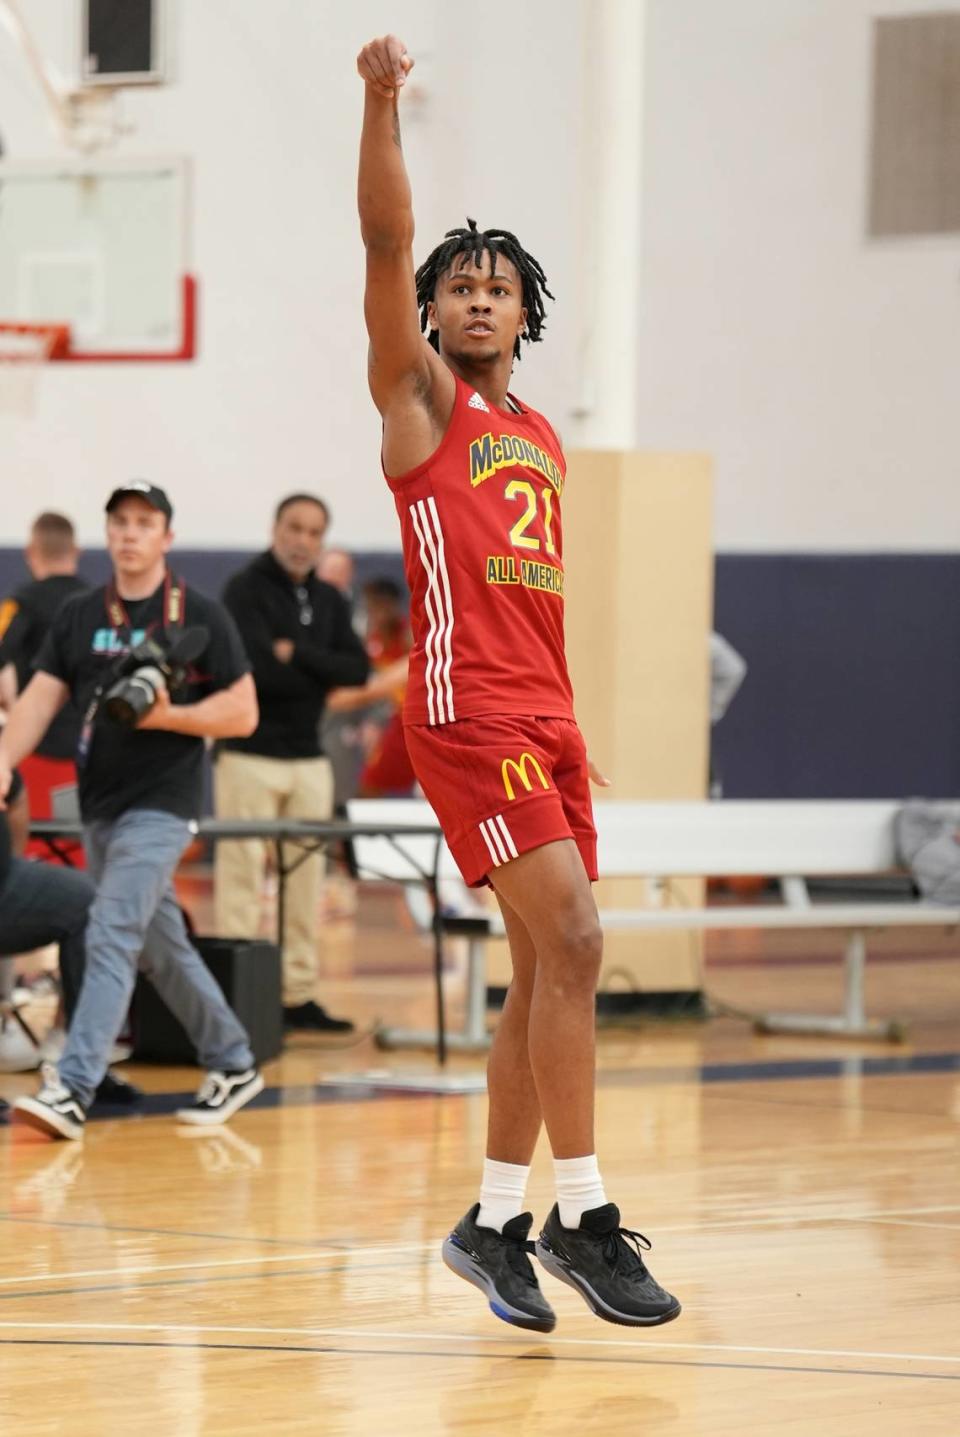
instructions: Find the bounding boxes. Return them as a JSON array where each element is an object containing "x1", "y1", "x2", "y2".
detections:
[{"x1": 103, "y1": 668, "x2": 163, "y2": 727}]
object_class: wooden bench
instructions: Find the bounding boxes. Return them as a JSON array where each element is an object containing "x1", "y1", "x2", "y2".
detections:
[{"x1": 349, "y1": 799, "x2": 960, "y2": 1049}]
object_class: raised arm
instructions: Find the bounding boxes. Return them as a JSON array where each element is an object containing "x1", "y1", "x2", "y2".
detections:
[{"x1": 357, "y1": 34, "x2": 453, "y2": 463}]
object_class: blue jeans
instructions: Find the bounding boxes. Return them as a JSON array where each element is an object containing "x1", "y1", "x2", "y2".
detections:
[{"x1": 58, "y1": 809, "x2": 254, "y2": 1108}]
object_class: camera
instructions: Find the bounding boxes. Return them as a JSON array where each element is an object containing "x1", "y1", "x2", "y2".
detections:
[{"x1": 103, "y1": 627, "x2": 209, "y2": 728}]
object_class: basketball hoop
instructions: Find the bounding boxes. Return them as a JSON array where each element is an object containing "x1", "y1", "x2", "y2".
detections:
[{"x1": 0, "y1": 322, "x2": 69, "y2": 417}]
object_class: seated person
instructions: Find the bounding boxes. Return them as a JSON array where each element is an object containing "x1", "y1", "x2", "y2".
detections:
[{"x1": 0, "y1": 771, "x2": 138, "y2": 1103}]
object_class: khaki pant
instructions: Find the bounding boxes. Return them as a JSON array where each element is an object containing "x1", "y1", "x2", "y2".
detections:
[{"x1": 214, "y1": 751, "x2": 334, "y2": 1007}]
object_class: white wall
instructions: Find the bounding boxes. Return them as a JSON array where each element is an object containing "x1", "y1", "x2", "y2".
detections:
[
  {"x1": 2, "y1": 1, "x2": 958, "y2": 553},
  {"x1": 638, "y1": 0, "x2": 960, "y2": 551},
  {"x1": 0, "y1": 0, "x2": 582, "y2": 549}
]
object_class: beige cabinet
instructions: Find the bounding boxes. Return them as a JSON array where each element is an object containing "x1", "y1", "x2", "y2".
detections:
[{"x1": 485, "y1": 451, "x2": 714, "y2": 997}]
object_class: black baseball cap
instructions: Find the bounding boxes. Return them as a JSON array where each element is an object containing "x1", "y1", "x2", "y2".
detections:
[{"x1": 105, "y1": 482, "x2": 173, "y2": 522}]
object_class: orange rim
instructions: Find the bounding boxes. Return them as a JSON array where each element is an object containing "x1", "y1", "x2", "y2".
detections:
[{"x1": 0, "y1": 322, "x2": 71, "y2": 360}]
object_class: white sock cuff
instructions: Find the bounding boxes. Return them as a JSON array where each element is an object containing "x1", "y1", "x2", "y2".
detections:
[
  {"x1": 483, "y1": 1158, "x2": 531, "y2": 1184},
  {"x1": 553, "y1": 1153, "x2": 608, "y2": 1229},
  {"x1": 554, "y1": 1154, "x2": 602, "y2": 1180},
  {"x1": 477, "y1": 1157, "x2": 531, "y2": 1233}
]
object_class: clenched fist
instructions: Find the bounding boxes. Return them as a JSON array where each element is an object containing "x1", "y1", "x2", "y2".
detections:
[{"x1": 357, "y1": 34, "x2": 414, "y2": 100}]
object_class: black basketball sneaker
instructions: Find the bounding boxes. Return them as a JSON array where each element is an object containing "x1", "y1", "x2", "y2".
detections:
[
  {"x1": 536, "y1": 1202, "x2": 681, "y2": 1327},
  {"x1": 442, "y1": 1204, "x2": 557, "y2": 1333}
]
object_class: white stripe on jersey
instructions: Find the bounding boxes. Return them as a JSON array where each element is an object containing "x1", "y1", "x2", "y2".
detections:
[
  {"x1": 425, "y1": 497, "x2": 456, "y2": 722},
  {"x1": 409, "y1": 498, "x2": 456, "y2": 725},
  {"x1": 408, "y1": 501, "x2": 445, "y2": 725},
  {"x1": 478, "y1": 821, "x2": 501, "y2": 867},
  {"x1": 493, "y1": 814, "x2": 519, "y2": 859}
]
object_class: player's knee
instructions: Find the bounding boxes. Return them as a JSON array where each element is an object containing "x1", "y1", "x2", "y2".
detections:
[{"x1": 548, "y1": 918, "x2": 602, "y2": 990}]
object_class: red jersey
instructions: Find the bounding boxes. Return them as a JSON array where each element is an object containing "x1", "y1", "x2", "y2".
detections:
[{"x1": 386, "y1": 375, "x2": 575, "y2": 727}]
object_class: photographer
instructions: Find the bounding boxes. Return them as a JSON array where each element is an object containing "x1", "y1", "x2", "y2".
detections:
[{"x1": 0, "y1": 483, "x2": 262, "y2": 1141}]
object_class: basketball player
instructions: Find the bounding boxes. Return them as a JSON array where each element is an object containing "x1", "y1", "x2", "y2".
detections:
[{"x1": 356, "y1": 36, "x2": 680, "y2": 1332}]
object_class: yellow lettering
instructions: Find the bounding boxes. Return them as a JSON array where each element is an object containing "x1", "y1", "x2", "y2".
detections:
[
  {"x1": 470, "y1": 432, "x2": 495, "y2": 486},
  {"x1": 542, "y1": 487, "x2": 556, "y2": 555},
  {"x1": 467, "y1": 430, "x2": 563, "y2": 492},
  {"x1": 505, "y1": 480, "x2": 540, "y2": 551},
  {"x1": 487, "y1": 554, "x2": 521, "y2": 585}
]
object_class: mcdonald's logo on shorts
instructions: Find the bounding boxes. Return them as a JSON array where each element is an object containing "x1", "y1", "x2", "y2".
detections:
[{"x1": 501, "y1": 752, "x2": 550, "y2": 802}]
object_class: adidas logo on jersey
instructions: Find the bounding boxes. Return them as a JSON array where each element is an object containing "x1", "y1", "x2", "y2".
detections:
[{"x1": 468, "y1": 391, "x2": 490, "y2": 413}]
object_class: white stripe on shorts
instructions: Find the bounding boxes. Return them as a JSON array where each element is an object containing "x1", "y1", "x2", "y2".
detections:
[
  {"x1": 478, "y1": 820, "x2": 501, "y2": 867},
  {"x1": 493, "y1": 813, "x2": 519, "y2": 859},
  {"x1": 484, "y1": 817, "x2": 510, "y2": 865}
]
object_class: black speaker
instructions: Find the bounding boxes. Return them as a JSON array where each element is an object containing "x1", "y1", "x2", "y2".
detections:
[
  {"x1": 132, "y1": 937, "x2": 282, "y2": 1065},
  {"x1": 83, "y1": 0, "x2": 163, "y2": 86}
]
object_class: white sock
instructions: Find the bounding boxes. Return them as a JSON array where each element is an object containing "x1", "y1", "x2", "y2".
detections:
[
  {"x1": 554, "y1": 1154, "x2": 608, "y2": 1229},
  {"x1": 476, "y1": 1158, "x2": 531, "y2": 1233}
]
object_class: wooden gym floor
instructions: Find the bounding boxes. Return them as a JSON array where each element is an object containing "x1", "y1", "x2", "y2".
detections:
[{"x1": 0, "y1": 880, "x2": 958, "y2": 1435}]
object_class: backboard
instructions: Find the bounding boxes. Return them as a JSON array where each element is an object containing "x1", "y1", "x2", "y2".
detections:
[{"x1": 0, "y1": 154, "x2": 195, "y2": 360}]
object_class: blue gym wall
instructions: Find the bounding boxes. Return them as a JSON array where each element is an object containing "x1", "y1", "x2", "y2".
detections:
[
  {"x1": 711, "y1": 555, "x2": 960, "y2": 799},
  {"x1": 3, "y1": 549, "x2": 958, "y2": 801}
]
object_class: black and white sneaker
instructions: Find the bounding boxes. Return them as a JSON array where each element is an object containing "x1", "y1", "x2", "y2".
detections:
[
  {"x1": 175, "y1": 1068, "x2": 264, "y2": 1126},
  {"x1": 442, "y1": 1204, "x2": 557, "y2": 1333},
  {"x1": 536, "y1": 1203, "x2": 681, "y2": 1327},
  {"x1": 12, "y1": 1062, "x2": 87, "y2": 1141}
]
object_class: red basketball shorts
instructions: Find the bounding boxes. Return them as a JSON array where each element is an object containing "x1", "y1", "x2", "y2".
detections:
[{"x1": 404, "y1": 715, "x2": 598, "y2": 888}]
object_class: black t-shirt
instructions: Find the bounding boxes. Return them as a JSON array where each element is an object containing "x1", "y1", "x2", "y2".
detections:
[
  {"x1": 36, "y1": 579, "x2": 250, "y2": 822},
  {"x1": 0, "y1": 574, "x2": 89, "y2": 760}
]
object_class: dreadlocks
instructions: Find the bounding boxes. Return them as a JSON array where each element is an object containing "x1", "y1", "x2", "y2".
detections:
[{"x1": 415, "y1": 218, "x2": 554, "y2": 361}]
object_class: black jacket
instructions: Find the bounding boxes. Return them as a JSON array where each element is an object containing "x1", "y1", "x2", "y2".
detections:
[
  {"x1": 220, "y1": 551, "x2": 370, "y2": 759},
  {"x1": 0, "y1": 770, "x2": 24, "y2": 888},
  {"x1": 0, "y1": 574, "x2": 88, "y2": 760}
]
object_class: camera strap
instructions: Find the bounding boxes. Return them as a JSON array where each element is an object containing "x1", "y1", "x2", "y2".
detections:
[
  {"x1": 77, "y1": 572, "x2": 187, "y2": 769},
  {"x1": 105, "y1": 571, "x2": 185, "y2": 635}
]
